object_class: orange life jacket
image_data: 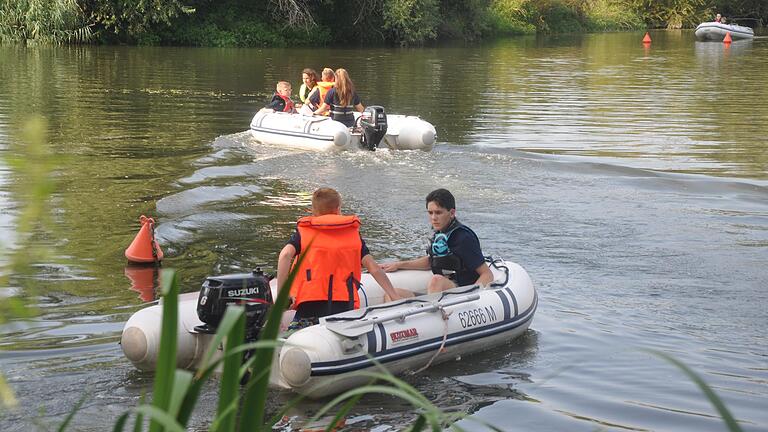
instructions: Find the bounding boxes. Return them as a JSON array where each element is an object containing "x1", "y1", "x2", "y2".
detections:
[
  {"x1": 289, "y1": 214, "x2": 362, "y2": 309},
  {"x1": 316, "y1": 81, "x2": 335, "y2": 115}
]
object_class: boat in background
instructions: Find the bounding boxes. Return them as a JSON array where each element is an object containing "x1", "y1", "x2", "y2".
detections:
[
  {"x1": 249, "y1": 107, "x2": 436, "y2": 152},
  {"x1": 120, "y1": 258, "x2": 536, "y2": 398},
  {"x1": 694, "y1": 22, "x2": 754, "y2": 41}
]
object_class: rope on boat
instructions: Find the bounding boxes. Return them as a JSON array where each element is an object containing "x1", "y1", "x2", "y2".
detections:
[{"x1": 411, "y1": 304, "x2": 453, "y2": 375}]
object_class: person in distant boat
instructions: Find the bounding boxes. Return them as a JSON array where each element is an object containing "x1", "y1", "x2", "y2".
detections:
[
  {"x1": 298, "y1": 68, "x2": 317, "y2": 107},
  {"x1": 381, "y1": 189, "x2": 494, "y2": 294},
  {"x1": 264, "y1": 81, "x2": 296, "y2": 113},
  {"x1": 276, "y1": 187, "x2": 402, "y2": 329},
  {"x1": 313, "y1": 68, "x2": 365, "y2": 127},
  {"x1": 715, "y1": 13, "x2": 722, "y2": 23},
  {"x1": 305, "y1": 67, "x2": 335, "y2": 114}
]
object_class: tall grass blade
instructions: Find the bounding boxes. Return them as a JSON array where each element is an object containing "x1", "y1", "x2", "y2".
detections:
[
  {"x1": 216, "y1": 306, "x2": 246, "y2": 432},
  {"x1": 196, "y1": 304, "x2": 248, "y2": 376},
  {"x1": 168, "y1": 370, "x2": 193, "y2": 418},
  {"x1": 409, "y1": 415, "x2": 427, "y2": 432},
  {"x1": 649, "y1": 350, "x2": 743, "y2": 432},
  {"x1": 134, "y1": 405, "x2": 186, "y2": 432},
  {"x1": 176, "y1": 308, "x2": 248, "y2": 426},
  {"x1": 57, "y1": 392, "x2": 87, "y2": 432},
  {"x1": 324, "y1": 392, "x2": 364, "y2": 432},
  {"x1": 149, "y1": 269, "x2": 180, "y2": 432},
  {"x1": 176, "y1": 339, "x2": 281, "y2": 427},
  {"x1": 239, "y1": 248, "x2": 309, "y2": 431},
  {"x1": 112, "y1": 412, "x2": 130, "y2": 432},
  {"x1": 131, "y1": 392, "x2": 146, "y2": 432}
]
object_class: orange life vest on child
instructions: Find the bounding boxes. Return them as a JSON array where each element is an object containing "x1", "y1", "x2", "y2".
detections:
[
  {"x1": 289, "y1": 214, "x2": 362, "y2": 309},
  {"x1": 315, "y1": 81, "x2": 335, "y2": 114}
]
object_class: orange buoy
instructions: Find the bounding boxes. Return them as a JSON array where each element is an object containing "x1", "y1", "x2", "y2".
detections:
[
  {"x1": 125, "y1": 215, "x2": 164, "y2": 263},
  {"x1": 723, "y1": 32, "x2": 732, "y2": 44},
  {"x1": 124, "y1": 264, "x2": 160, "y2": 302},
  {"x1": 642, "y1": 32, "x2": 652, "y2": 44}
]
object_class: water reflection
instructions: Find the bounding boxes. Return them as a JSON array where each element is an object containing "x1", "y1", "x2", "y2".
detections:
[{"x1": 124, "y1": 264, "x2": 161, "y2": 302}]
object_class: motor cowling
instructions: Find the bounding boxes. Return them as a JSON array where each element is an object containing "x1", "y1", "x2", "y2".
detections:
[
  {"x1": 194, "y1": 269, "x2": 272, "y2": 342},
  {"x1": 360, "y1": 106, "x2": 387, "y2": 151}
]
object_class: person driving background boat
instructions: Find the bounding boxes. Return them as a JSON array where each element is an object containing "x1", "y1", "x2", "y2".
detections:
[
  {"x1": 298, "y1": 68, "x2": 317, "y2": 107},
  {"x1": 264, "y1": 81, "x2": 296, "y2": 113},
  {"x1": 276, "y1": 187, "x2": 402, "y2": 330},
  {"x1": 313, "y1": 68, "x2": 364, "y2": 127},
  {"x1": 381, "y1": 188, "x2": 493, "y2": 293},
  {"x1": 715, "y1": 13, "x2": 722, "y2": 23}
]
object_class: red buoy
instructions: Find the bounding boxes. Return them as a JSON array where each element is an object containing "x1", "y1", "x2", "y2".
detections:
[
  {"x1": 125, "y1": 215, "x2": 164, "y2": 263},
  {"x1": 642, "y1": 32, "x2": 652, "y2": 44},
  {"x1": 723, "y1": 32, "x2": 732, "y2": 44}
]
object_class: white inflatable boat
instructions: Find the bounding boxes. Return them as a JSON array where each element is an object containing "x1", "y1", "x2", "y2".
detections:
[
  {"x1": 249, "y1": 108, "x2": 436, "y2": 152},
  {"x1": 121, "y1": 258, "x2": 536, "y2": 398},
  {"x1": 694, "y1": 22, "x2": 754, "y2": 41}
]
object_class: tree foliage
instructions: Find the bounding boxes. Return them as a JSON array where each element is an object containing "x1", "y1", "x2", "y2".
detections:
[
  {"x1": 0, "y1": 0, "x2": 766, "y2": 45},
  {"x1": 383, "y1": 0, "x2": 440, "y2": 46},
  {"x1": 0, "y1": 0, "x2": 91, "y2": 43}
]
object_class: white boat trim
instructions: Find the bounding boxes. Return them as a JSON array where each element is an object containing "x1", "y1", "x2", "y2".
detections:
[{"x1": 311, "y1": 288, "x2": 537, "y2": 376}]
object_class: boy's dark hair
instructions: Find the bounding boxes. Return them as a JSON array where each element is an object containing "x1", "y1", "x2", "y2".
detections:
[{"x1": 425, "y1": 188, "x2": 455, "y2": 210}]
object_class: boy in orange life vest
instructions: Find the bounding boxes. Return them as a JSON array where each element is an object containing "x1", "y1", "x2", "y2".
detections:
[
  {"x1": 276, "y1": 187, "x2": 402, "y2": 325},
  {"x1": 306, "y1": 68, "x2": 335, "y2": 114},
  {"x1": 264, "y1": 81, "x2": 296, "y2": 113}
]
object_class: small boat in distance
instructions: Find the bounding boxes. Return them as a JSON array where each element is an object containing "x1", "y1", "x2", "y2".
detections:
[{"x1": 694, "y1": 22, "x2": 754, "y2": 41}]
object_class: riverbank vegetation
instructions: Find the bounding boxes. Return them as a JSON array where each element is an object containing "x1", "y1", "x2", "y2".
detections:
[{"x1": 1, "y1": 0, "x2": 766, "y2": 46}]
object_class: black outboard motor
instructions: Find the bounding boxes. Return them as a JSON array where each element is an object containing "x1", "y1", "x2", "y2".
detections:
[
  {"x1": 360, "y1": 105, "x2": 388, "y2": 151},
  {"x1": 194, "y1": 269, "x2": 272, "y2": 342}
]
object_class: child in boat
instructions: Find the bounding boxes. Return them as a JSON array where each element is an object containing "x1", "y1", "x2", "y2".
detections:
[
  {"x1": 264, "y1": 81, "x2": 296, "y2": 113},
  {"x1": 305, "y1": 67, "x2": 335, "y2": 114},
  {"x1": 381, "y1": 188, "x2": 493, "y2": 294},
  {"x1": 276, "y1": 187, "x2": 402, "y2": 329}
]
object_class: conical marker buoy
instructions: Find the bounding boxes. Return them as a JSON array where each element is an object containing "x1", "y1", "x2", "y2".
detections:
[
  {"x1": 723, "y1": 32, "x2": 732, "y2": 44},
  {"x1": 642, "y1": 32, "x2": 652, "y2": 44},
  {"x1": 125, "y1": 215, "x2": 164, "y2": 263}
]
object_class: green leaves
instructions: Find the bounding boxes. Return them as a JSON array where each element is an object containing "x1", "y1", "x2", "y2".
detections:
[{"x1": 0, "y1": 0, "x2": 92, "y2": 43}]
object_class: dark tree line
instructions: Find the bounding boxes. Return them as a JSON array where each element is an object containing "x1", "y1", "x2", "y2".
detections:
[{"x1": 1, "y1": 0, "x2": 766, "y2": 45}]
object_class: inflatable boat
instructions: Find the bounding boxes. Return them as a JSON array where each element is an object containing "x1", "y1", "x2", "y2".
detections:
[
  {"x1": 120, "y1": 258, "x2": 536, "y2": 398},
  {"x1": 694, "y1": 22, "x2": 754, "y2": 41},
  {"x1": 249, "y1": 107, "x2": 436, "y2": 152}
]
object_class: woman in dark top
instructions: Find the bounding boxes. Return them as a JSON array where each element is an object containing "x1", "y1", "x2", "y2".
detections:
[{"x1": 313, "y1": 68, "x2": 364, "y2": 127}]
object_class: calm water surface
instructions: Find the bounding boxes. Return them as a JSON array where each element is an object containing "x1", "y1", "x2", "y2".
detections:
[{"x1": 0, "y1": 31, "x2": 766, "y2": 431}]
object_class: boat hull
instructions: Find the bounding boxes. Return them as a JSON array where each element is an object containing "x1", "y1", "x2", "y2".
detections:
[
  {"x1": 120, "y1": 259, "x2": 535, "y2": 398},
  {"x1": 249, "y1": 111, "x2": 436, "y2": 152},
  {"x1": 694, "y1": 22, "x2": 754, "y2": 41}
]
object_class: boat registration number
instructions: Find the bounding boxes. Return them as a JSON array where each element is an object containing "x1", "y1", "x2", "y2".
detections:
[{"x1": 458, "y1": 306, "x2": 497, "y2": 328}]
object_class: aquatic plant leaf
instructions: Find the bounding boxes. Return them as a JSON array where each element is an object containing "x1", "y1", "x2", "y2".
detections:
[
  {"x1": 134, "y1": 405, "x2": 186, "y2": 432},
  {"x1": 149, "y1": 269, "x2": 180, "y2": 432},
  {"x1": 649, "y1": 350, "x2": 743, "y2": 432},
  {"x1": 239, "y1": 243, "x2": 310, "y2": 431},
  {"x1": 216, "y1": 306, "x2": 245, "y2": 432},
  {"x1": 168, "y1": 370, "x2": 193, "y2": 418},
  {"x1": 57, "y1": 393, "x2": 87, "y2": 432}
]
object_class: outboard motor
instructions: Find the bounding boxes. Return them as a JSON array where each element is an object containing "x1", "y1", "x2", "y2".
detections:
[
  {"x1": 194, "y1": 268, "x2": 272, "y2": 342},
  {"x1": 359, "y1": 105, "x2": 387, "y2": 151}
]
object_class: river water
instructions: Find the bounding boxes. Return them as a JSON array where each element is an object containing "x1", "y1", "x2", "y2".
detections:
[{"x1": 0, "y1": 31, "x2": 766, "y2": 431}]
